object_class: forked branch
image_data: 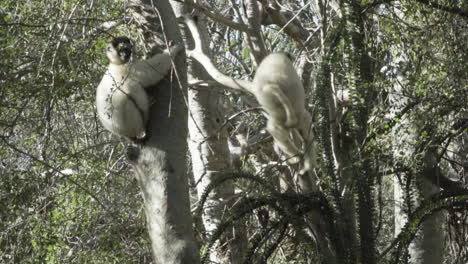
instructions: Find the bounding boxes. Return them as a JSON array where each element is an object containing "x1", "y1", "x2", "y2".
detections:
[
  {"x1": 182, "y1": 15, "x2": 254, "y2": 93},
  {"x1": 180, "y1": 0, "x2": 249, "y2": 31}
]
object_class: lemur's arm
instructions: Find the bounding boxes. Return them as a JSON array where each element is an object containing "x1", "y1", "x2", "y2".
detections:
[{"x1": 133, "y1": 43, "x2": 183, "y2": 88}]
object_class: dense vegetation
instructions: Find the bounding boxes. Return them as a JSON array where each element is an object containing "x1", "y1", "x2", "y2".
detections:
[{"x1": 1, "y1": 0, "x2": 466, "y2": 263}]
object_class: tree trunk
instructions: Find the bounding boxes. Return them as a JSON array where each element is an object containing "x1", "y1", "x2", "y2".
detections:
[
  {"x1": 171, "y1": 3, "x2": 247, "y2": 263},
  {"x1": 127, "y1": 0, "x2": 199, "y2": 263},
  {"x1": 410, "y1": 150, "x2": 444, "y2": 264},
  {"x1": 391, "y1": 67, "x2": 444, "y2": 264},
  {"x1": 394, "y1": 175, "x2": 444, "y2": 264}
]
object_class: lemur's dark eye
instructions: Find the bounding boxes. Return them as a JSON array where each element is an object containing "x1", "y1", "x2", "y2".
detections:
[{"x1": 107, "y1": 46, "x2": 112, "y2": 51}]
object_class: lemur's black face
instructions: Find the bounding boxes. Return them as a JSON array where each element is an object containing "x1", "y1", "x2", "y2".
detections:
[{"x1": 111, "y1": 37, "x2": 132, "y2": 63}]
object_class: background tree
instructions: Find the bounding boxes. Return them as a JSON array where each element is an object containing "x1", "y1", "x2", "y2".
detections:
[
  {"x1": 0, "y1": 1, "x2": 155, "y2": 262},
  {"x1": 1, "y1": 0, "x2": 467, "y2": 264},
  {"x1": 1, "y1": 0, "x2": 199, "y2": 262}
]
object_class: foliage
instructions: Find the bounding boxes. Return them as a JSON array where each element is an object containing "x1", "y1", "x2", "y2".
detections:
[
  {"x1": 1, "y1": 0, "x2": 467, "y2": 263},
  {"x1": 0, "y1": 0, "x2": 152, "y2": 263}
]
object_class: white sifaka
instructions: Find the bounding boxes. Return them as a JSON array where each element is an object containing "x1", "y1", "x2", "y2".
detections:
[{"x1": 96, "y1": 36, "x2": 182, "y2": 142}]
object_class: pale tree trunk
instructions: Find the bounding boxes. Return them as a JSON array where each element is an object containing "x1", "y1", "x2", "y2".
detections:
[
  {"x1": 391, "y1": 103, "x2": 444, "y2": 264},
  {"x1": 410, "y1": 150, "x2": 444, "y2": 264},
  {"x1": 389, "y1": 43, "x2": 444, "y2": 264},
  {"x1": 446, "y1": 134, "x2": 468, "y2": 183},
  {"x1": 394, "y1": 169, "x2": 444, "y2": 264},
  {"x1": 186, "y1": 85, "x2": 246, "y2": 264},
  {"x1": 126, "y1": 0, "x2": 199, "y2": 263},
  {"x1": 411, "y1": 184, "x2": 444, "y2": 264},
  {"x1": 171, "y1": 2, "x2": 338, "y2": 263},
  {"x1": 170, "y1": 2, "x2": 247, "y2": 263}
]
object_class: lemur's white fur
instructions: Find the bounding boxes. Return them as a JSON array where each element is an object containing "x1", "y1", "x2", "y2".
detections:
[
  {"x1": 96, "y1": 37, "x2": 182, "y2": 140},
  {"x1": 252, "y1": 53, "x2": 316, "y2": 174}
]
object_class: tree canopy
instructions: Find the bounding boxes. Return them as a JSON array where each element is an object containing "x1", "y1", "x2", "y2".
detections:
[{"x1": 1, "y1": 0, "x2": 467, "y2": 263}]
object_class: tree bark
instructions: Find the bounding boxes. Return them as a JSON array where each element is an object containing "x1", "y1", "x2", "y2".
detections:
[
  {"x1": 171, "y1": 3, "x2": 247, "y2": 263},
  {"x1": 409, "y1": 150, "x2": 444, "y2": 264},
  {"x1": 127, "y1": 0, "x2": 199, "y2": 263}
]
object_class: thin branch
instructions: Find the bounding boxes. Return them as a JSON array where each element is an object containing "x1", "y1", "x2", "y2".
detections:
[
  {"x1": 363, "y1": 0, "x2": 468, "y2": 19},
  {"x1": 226, "y1": 27, "x2": 253, "y2": 73},
  {"x1": 0, "y1": 22, "x2": 47, "y2": 28},
  {"x1": 69, "y1": 19, "x2": 124, "y2": 39},
  {"x1": 180, "y1": 0, "x2": 249, "y2": 31},
  {"x1": 242, "y1": 0, "x2": 268, "y2": 62},
  {"x1": 1, "y1": 137, "x2": 113, "y2": 214},
  {"x1": 414, "y1": 0, "x2": 468, "y2": 19},
  {"x1": 264, "y1": 3, "x2": 318, "y2": 50}
]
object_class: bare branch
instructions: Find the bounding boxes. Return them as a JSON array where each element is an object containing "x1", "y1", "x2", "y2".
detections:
[
  {"x1": 241, "y1": 0, "x2": 268, "y2": 63},
  {"x1": 0, "y1": 22, "x2": 47, "y2": 28},
  {"x1": 263, "y1": 2, "x2": 320, "y2": 51},
  {"x1": 183, "y1": 15, "x2": 254, "y2": 93},
  {"x1": 70, "y1": 19, "x2": 124, "y2": 40},
  {"x1": 181, "y1": 0, "x2": 249, "y2": 31}
]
